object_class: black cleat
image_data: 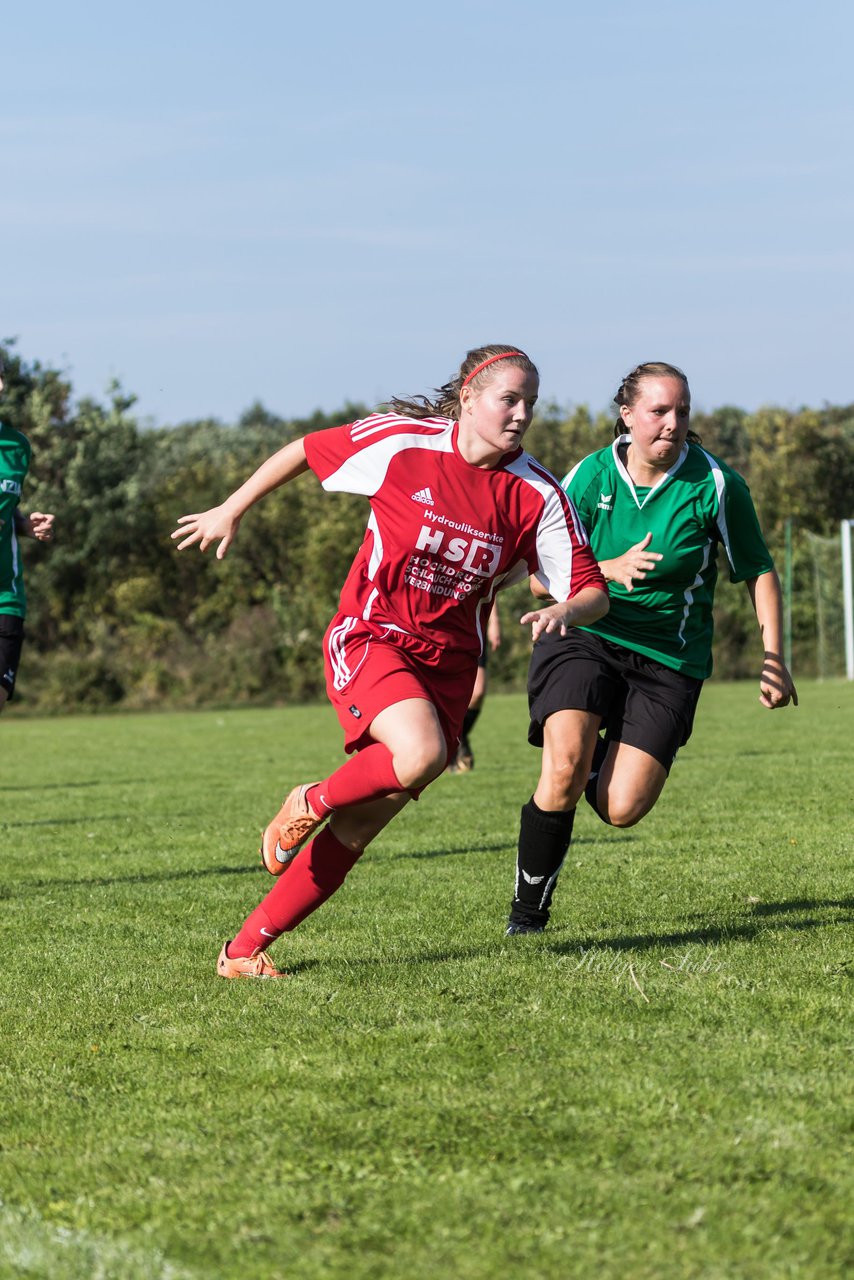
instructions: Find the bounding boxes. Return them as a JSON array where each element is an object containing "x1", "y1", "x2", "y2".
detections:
[{"x1": 505, "y1": 920, "x2": 545, "y2": 936}]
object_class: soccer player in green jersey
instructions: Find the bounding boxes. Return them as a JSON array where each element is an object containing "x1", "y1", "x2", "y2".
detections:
[
  {"x1": 507, "y1": 361, "x2": 797, "y2": 935},
  {"x1": 0, "y1": 352, "x2": 55, "y2": 713}
]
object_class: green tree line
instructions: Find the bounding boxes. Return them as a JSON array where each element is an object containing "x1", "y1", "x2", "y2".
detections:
[{"x1": 3, "y1": 343, "x2": 853, "y2": 713}]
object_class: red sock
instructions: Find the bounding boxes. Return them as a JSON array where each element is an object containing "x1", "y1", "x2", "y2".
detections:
[
  {"x1": 228, "y1": 827, "x2": 363, "y2": 957},
  {"x1": 307, "y1": 743, "x2": 402, "y2": 816}
]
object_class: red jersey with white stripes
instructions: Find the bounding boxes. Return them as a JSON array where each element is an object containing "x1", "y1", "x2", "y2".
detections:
[{"x1": 303, "y1": 412, "x2": 606, "y2": 658}]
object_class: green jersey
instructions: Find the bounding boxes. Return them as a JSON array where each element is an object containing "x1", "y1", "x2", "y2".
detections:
[
  {"x1": 562, "y1": 436, "x2": 774, "y2": 680},
  {"x1": 0, "y1": 422, "x2": 32, "y2": 618}
]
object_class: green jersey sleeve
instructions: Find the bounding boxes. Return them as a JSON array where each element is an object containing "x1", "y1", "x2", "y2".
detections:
[
  {"x1": 561, "y1": 453, "x2": 608, "y2": 528},
  {"x1": 711, "y1": 457, "x2": 775, "y2": 585}
]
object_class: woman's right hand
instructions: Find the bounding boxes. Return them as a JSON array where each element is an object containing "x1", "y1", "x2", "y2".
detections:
[
  {"x1": 521, "y1": 601, "x2": 574, "y2": 642},
  {"x1": 600, "y1": 532, "x2": 662, "y2": 591},
  {"x1": 171, "y1": 505, "x2": 242, "y2": 559}
]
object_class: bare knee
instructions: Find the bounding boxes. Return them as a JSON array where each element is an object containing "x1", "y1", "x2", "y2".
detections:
[
  {"x1": 602, "y1": 804, "x2": 644, "y2": 829},
  {"x1": 597, "y1": 789, "x2": 654, "y2": 828},
  {"x1": 370, "y1": 701, "x2": 447, "y2": 790},
  {"x1": 595, "y1": 744, "x2": 667, "y2": 828},
  {"x1": 535, "y1": 754, "x2": 588, "y2": 811},
  {"x1": 391, "y1": 742, "x2": 447, "y2": 790}
]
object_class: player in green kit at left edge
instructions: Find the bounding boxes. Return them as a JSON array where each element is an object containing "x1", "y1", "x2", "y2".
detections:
[{"x1": 0, "y1": 351, "x2": 55, "y2": 713}]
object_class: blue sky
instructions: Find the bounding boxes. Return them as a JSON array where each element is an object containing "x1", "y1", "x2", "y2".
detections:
[{"x1": 4, "y1": 0, "x2": 853, "y2": 424}]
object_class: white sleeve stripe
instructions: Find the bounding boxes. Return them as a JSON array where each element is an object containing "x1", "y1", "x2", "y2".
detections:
[
  {"x1": 349, "y1": 413, "x2": 449, "y2": 441},
  {"x1": 321, "y1": 427, "x2": 455, "y2": 495},
  {"x1": 10, "y1": 527, "x2": 20, "y2": 594},
  {"x1": 698, "y1": 448, "x2": 734, "y2": 568},
  {"x1": 528, "y1": 458, "x2": 589, "y2": 544},
  {"x1": 505, "y1": 455, "x2": 578, "y2": 599}
]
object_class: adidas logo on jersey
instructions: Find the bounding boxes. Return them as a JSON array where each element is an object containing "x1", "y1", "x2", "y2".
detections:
[{"x1": 411, "y1": 487, "x2": 434, "y2": 505}]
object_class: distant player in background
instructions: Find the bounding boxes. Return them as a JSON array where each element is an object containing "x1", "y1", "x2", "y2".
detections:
[
  {"x1": 174, "y1": 343, "x2": 608, "y2": 977},
  {"x1": 448, "y1": 600, "x2": 501, "y2": 773},
  {"x1": 0, "y1": 352, "x2": 55, "y2": 714},
  {"x1": 507, "y1": 361, "x2": 797, "y2": 935}
]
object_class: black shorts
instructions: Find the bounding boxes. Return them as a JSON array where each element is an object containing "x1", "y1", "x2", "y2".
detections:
[
  {"x1": 527, "y1": 628, "x2": 703, "y2": 771},
  {"x1": 0, "y1": 614, "x2": 25, "y2": 701}
]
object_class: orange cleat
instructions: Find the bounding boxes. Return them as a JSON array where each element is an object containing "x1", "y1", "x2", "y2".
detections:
[
  {"x1": 260, "y1": 782, "x2": 325, "y2": 876},
  {"x1": 217, "y1": 941, "x2": 287, "y2": 979}
]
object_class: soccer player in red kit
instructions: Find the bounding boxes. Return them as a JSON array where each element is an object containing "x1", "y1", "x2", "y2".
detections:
[{"x1": 172, "y1": 345, "x2": 608, "y2": 977}]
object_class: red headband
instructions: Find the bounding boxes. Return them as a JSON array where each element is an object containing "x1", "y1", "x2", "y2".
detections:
[{"x1": 461, "y1": 351, "x2": 524, "y2": 388}]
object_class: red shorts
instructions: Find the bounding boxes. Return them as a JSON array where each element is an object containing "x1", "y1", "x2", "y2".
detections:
[{"x1": 323, "y1": 613, "x2": 477, "y2": 756}]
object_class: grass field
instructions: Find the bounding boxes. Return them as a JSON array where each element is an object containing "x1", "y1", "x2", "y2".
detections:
[{"x1": 2, "y1": 682, "x2": 852, "y2": 1279}]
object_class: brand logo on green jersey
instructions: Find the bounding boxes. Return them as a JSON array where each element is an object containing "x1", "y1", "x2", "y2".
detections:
[
  {"x1": 0, "y1": 479, "x2": 22, "y2": 496},
  {"x1": 597, "y1": 492, "x2": 613, "y2": 511}
]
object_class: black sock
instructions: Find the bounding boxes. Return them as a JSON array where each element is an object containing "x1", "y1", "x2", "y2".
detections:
[
  {"x1": 509, "y1": 798, "x2": 575, "y2": 928},
  {"x1": 584, "y1": 735, "x2": 611, "y2": 824},
  {"x1": 461, "y1": 706, "x2": 480, "y2": 740}
]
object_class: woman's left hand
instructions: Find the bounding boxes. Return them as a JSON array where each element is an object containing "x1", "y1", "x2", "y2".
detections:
[
  {"x1": 599, "y1": 532, "x2": 662, "y2": 591},
  {"x1": 759, "y1": 653, "x2": 798, "y2": 708}
]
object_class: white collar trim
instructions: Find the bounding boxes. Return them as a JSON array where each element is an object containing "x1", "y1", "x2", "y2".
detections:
[{"x1": 612, "y1": 434, "x2": 689, "y2": 509}]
